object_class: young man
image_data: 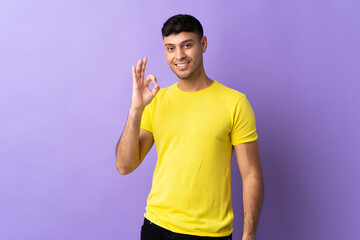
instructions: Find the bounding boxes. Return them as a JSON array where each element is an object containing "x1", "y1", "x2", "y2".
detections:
[{"x1": 116, "y1": 14, "x2": 263, "y2": 240}]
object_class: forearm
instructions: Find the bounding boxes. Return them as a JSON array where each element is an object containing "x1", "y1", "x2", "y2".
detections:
[
  {"x1": 242, "y1": 174, "x2": 264, "y2": 239},
  {"x1": 115, "y1": 107, "x2": 144, "y2": 174}
]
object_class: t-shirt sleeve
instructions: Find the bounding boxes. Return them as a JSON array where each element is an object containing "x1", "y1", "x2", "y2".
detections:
[
  {"x1": 230, "y1": 95, "x2": 258, "y2": 145},
  {"x1": 140, "y1": 104, "x2": 153, "y2": 133}
]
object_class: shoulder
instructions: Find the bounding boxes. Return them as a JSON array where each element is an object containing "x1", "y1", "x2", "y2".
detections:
[
  {"x1": 156, "y1": 82, "x2": 176, "y2": 96},
  {"x1": 151, "y1": 83, "x2": 174, "y2": 103},
  {"x1": 213, "y1": 81, "x2": 246, "y2": 101},
  {"x1": 147, "y1": 82, "x2": 176, "y2": 108}
]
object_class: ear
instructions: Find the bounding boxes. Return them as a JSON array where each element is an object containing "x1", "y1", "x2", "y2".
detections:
[{"x1": 201, "y1": 36, "x2": 207, "y2": 53}]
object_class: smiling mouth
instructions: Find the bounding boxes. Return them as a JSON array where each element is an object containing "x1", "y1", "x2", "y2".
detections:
[{"x1": 175, "y1": 62, "x2": 190, "y2": 67}]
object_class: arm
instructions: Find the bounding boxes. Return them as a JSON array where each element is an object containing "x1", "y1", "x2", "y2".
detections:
[
  {"x1": 115, "y1": 112, "x2": 154, "y2": 175},
  {"x1": 115, "y1": 57, "x2": 159, "y2": 175},
  {"x1": 234, "y1": 141, "x2": 264, "y2": 240}
]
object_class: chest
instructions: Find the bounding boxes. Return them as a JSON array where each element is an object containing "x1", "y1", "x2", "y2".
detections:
[{"x1": 151, "y1": 97, "x2": 232, "y2": 143}]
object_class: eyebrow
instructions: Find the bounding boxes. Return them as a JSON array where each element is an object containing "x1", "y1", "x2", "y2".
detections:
[{"x1": 164, "y1": 39, "x2": 195, "y2": 46}]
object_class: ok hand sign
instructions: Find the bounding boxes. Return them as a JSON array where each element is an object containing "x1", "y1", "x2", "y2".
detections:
[{"x1": 131, "y1": 57, "x2": 160, "y2": 110}]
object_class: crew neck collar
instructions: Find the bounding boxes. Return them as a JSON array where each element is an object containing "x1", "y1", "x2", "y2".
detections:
[{"x1": 175, "y1": 80, "x2": 217, "y2": 95}]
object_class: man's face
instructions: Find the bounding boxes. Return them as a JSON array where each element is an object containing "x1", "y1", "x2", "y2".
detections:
[{"x1": 163, "y1": 32, "x2": 207, "y2": 80}]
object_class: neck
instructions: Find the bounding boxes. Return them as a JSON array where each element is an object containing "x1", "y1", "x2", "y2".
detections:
[{"x1": 177, "y1": 67, "x2": 213, "y2": 92}]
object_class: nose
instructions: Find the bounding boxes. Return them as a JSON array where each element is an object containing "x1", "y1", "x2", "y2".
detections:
[{"x1": 175, "y1": 48, "x2": 186, "y2": 60}]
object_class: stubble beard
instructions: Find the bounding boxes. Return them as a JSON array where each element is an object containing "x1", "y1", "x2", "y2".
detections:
[
  {"x1": 171, "y1": 60, "x2": 203, "y2": 81},
  {"x1": 174, "y1": 71, "x2": 195, "y2": 80}
]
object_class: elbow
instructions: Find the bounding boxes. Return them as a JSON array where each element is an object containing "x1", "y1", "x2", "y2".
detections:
[
  {"x1": 115, "y1": 158, "x2": 136, "y2": 175},
  {"x1": 118, "y1": 170, "x2": 131, "y2": 175},
  {"x1": 117, "y1": 168, "x2": 129, "y2": 175},
  {"x1": 242, "y1": 171, "x2": 263, "y2": 185},
  {"x1": 116, "y1": 162, "x2": 131, "y2": 175}
]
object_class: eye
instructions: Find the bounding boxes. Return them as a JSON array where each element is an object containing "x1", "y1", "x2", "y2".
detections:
[
  {"x1": 167, "y1": 47, "x2": 174, "y2": 51},
  {"x1": 184, "y1": 44, "x2": 192, "y2": 48}
]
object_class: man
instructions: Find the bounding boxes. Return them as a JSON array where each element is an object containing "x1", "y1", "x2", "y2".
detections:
[{"x1": 116, "y1": 14, "x2": 263, "y2": 240}]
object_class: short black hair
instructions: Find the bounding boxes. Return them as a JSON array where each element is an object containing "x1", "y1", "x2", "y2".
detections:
[{"x1": 161, "y1": 14, "x2": 203, "y2": 39}]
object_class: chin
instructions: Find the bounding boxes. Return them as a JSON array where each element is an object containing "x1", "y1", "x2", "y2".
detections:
[
  {"x1": 174, "y1": 68, "x2": 197, "y2": 80},
  {"x1": 176, "y1": 73, "x2": 194, "y2": 80}
]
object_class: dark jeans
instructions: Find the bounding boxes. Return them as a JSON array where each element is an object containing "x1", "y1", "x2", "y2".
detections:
[{"x1": 141, "y1": 218, "x2": 232, "y2": 240}]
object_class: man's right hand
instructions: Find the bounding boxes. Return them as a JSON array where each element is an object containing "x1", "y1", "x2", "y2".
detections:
[{"x1": 131, "y1": 57, "x2": 160, "y2": 110}]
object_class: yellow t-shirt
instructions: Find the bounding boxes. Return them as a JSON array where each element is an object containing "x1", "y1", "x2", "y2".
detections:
[{"x1": 140, "y1": 80, "x2": 258, "y2": 237}]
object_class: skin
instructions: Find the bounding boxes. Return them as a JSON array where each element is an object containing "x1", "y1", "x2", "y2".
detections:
[
  {"x1": 234, "y1": 142, "x2": 264, "y2": 240},
  {"x1": 115, "y1": 31, "x2": 263, "y2": 240},
  {"x1": 163, "y1": 32, "x2": 213, "y2": 91}
]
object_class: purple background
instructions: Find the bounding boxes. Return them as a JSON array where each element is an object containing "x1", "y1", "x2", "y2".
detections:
[{"x1": 1, "y1": 0, "x2": 359, "y2": 239}]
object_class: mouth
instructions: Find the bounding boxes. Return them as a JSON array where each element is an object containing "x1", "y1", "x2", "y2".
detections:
[{"x1": 175, "y1": 61, "x2": 190, "y2": 69}]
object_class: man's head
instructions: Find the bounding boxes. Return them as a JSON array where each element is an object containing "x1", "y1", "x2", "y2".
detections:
[
  {"x1": 162, "y1": 15, "x2": 207, "y2": 80},
  {"x1": 161, "y1": 14, "x2": 203, "y2": 40}
]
